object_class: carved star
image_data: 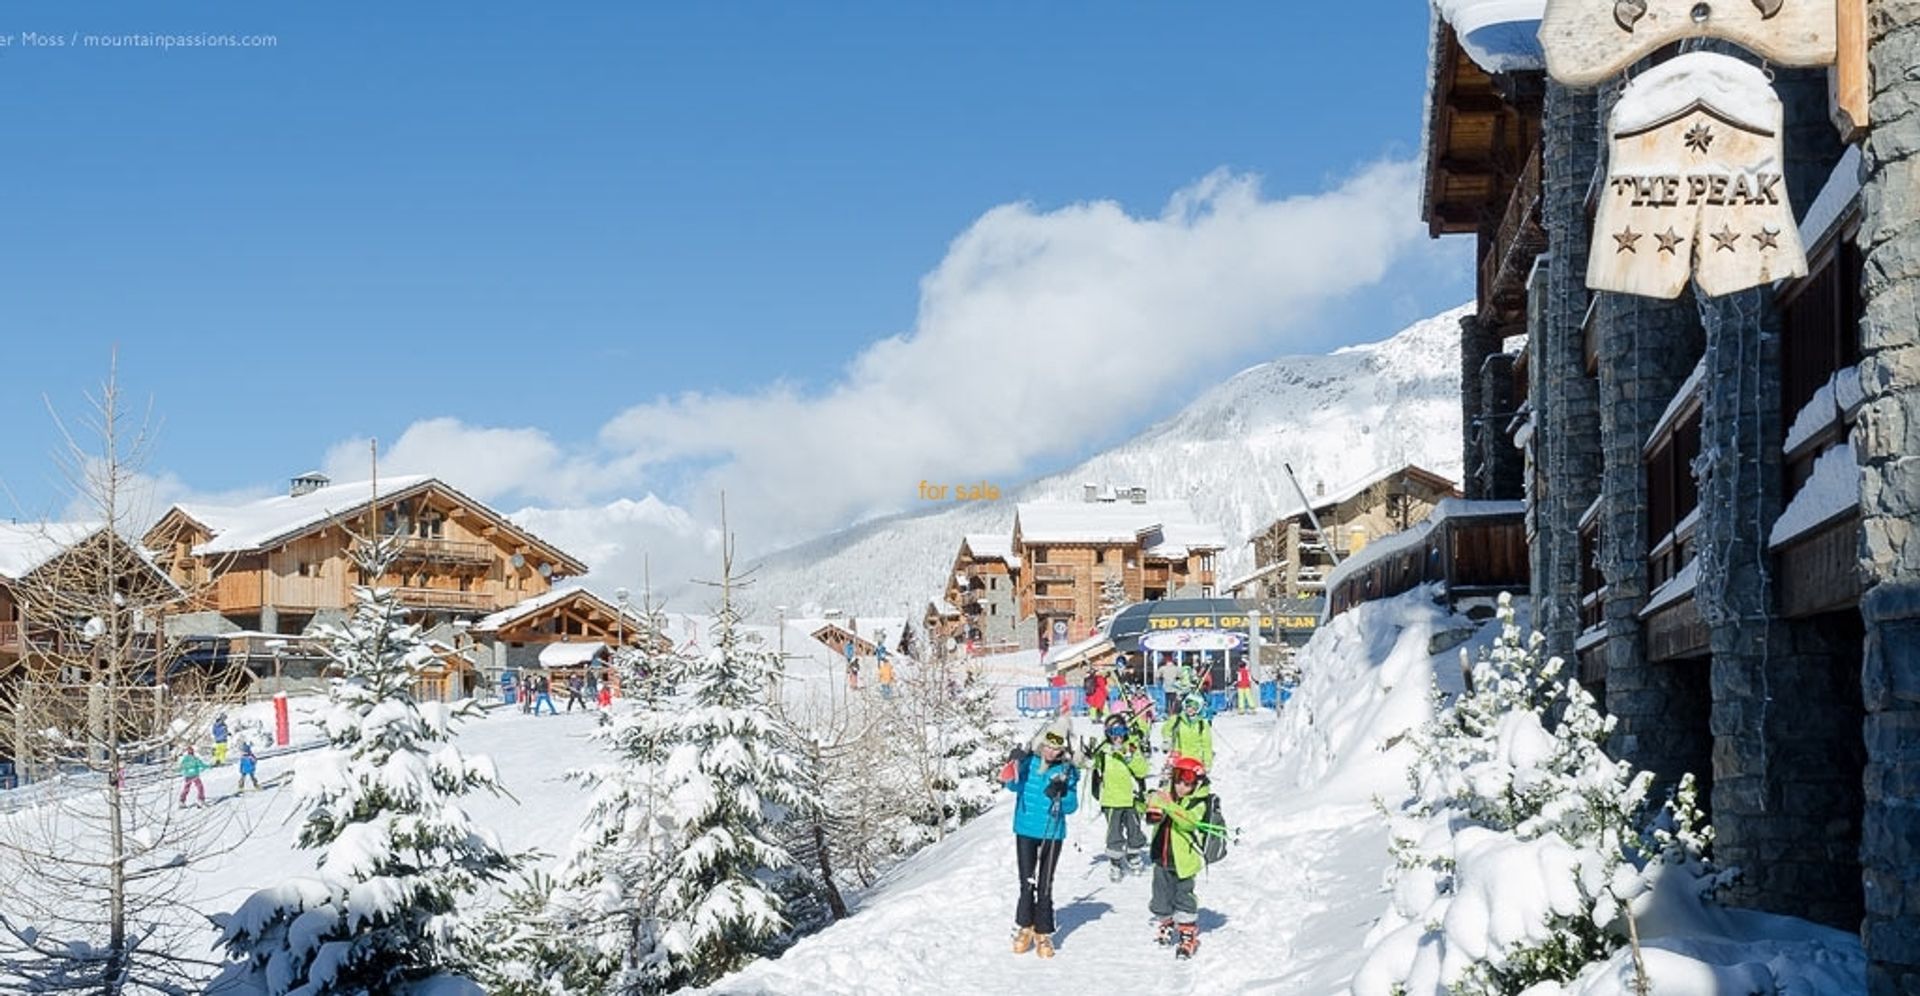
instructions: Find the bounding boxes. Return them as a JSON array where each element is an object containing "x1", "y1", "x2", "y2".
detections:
[
  {"x1": 1752, "y1": 226, "x2": 1781, "y2": 250},
  {"x1": 1613, "y1": 227, "x2": 1643, "y2": 253},
  {"x1": 1655, "y1": 228, "x2": 1686, "y2": 255},
  {"x1": 1711, "y1": 225, "x2": 1741, "y2": 253},
  {"x1": 1684, "y1": 123, "x2": 1715, "y2": 154}
]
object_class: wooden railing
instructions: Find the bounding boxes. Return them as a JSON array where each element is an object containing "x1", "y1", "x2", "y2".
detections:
[
  {"x1": 392, "y1": 587, "x2": 495, "y2": 612},
  {"x1": 391, "y1": 537, "x2": 494, "y2": 566},
  {"x1": 1032, "y1": 595, "x2": 1076, "y2": 615},
  {"x1": 1031, "y1": 564, "x2": 1076, "y2": 581}
]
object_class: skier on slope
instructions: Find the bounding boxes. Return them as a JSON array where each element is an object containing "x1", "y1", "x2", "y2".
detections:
[
  {"x1": 179, "y1": 746, "x2": 208, "y2": 807},
  {"x1": 1159, "y1": 693, "x2": 1215, "y2": 770},
  {"x1": 1145, "y1": 753, "x2": 1212, "y2": 958},
  {"x1": 236, "y1": 741, "x2": 261, "y2": 792},
  {"x1": 1085, "y1": 666, "x2": 1110, "y2": 722},
  {"x1": 1000, "y1": 716, "x2": 1080, "y2": 959},
  {"x1": 210, "y1": 714, "x2": 230, "y2": 765},
  {"x1": 1234, "y1": 660, "x2": 1257, "y2": 716},
  {"x1": 1092, "y1": 714, "x2": 1151, "y2": 880}
]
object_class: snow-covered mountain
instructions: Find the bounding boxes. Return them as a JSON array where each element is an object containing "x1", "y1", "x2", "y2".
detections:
[{"x1": 739, "y1": 304, "x2": 1470, "y2": 621}]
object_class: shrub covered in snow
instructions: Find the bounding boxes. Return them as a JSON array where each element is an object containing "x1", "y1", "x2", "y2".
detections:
[
  {"x1": 1354, "y1": 594, "x2": 1726, "y2": 996},
  {"x1": 210, "y1": 537, "x2": 515, "y2": 995}
]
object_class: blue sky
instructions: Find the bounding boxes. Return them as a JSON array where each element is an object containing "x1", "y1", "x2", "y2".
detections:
[{"x1": 1, "y1": 2, "x2": 1466, "y2": 576}]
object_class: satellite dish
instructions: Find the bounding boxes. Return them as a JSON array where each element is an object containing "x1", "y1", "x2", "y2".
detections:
[{"x1": 510, "y1": 553, "x2": 526, "y2": 569}]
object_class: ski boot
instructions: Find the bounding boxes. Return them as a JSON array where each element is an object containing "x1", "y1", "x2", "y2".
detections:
[
  {"x1": 1035, "y1": 933, "x2": 1056, "y2": 959},
  {"x1": 1012, "y1": 925, "x2": 1035, "y2": 954},
  {"x1": 1175, "y1": 924, "x2": 1200, "y2": 960},
  {"x1": 1109, "y1": 856, "x2": 1126, "y2": 882},
  {"x1": 1155, "y1": 917, "x2": 1176, "y2": 946}
]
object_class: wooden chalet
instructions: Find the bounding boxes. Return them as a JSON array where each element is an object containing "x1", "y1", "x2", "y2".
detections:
[
  {"x1": 471, "y1": 584, "x2": 665, "y2": 686},
  {"x1": 1244, "y1": 465, "x2": 1461, "y2": 603},
  {"x1": 1323, "y1": 499, "x2": 1529, "y2": 618},
  {"x1": 144, "y1": 473, "x2": 588, "y2": 638},
  {"x1": 1012, "y1": 489, "x2": 1225, "y2": 649}
]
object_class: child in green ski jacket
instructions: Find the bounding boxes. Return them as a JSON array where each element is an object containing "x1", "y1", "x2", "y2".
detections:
[
  {"x1": 1145, "y1": 753, "x2": 1211, "y2": 959},
  {"x1": 1158, "y1": 693, "x2": 1214, "y2": 770},
  {"x1": 178, "y1": 747, "x2": 207, "y2": 806},
  {"x1": 1092, "y1": 715, "x2": 1151, "y2": 880}
]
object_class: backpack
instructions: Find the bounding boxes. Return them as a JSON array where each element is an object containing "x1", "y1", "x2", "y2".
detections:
[{"x1": 1198, "y1": 791, "x2": 1228, "y2": 864}]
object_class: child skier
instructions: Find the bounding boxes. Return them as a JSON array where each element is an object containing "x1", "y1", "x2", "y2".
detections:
[
  {"x1": 179, "y1": 746, "x2": 207, "y2": 806},
  {"x1": 1145, "y1": 754, "x2": 1212, "y2": 958},
  {"x1": 237, "y1": 742, "x2": 261, "y2": 791},
  {"x1": 1000, "y1": 717, "x2": 1081, "y2": 959},
  {"x1": 1234, "y1": 661, "x2": 1257, "y2": 716},
  {"x1": 210, "y1": 714, "x2": 230, "y2": 765},
  {"x1": 1093, "y1": 715, "x2": 1150, "y2": 880},
  {"x1": 1159, "y1": 693, "x2": 1215, "y2": 770}
]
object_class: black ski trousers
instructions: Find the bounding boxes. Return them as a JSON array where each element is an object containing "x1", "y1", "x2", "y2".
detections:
[{"x1": 1013, "y1": 833, "x2": 1065, "y2": 935}]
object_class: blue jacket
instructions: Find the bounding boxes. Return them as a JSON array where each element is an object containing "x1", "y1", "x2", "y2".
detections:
[{"x1": 1004, "y1": 753, "x2": 1079, "y2": 840}]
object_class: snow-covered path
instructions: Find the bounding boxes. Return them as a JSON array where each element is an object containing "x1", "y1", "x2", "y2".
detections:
[{"x1": 706, "y1": 713, "x2": 1396, "y2": 995}]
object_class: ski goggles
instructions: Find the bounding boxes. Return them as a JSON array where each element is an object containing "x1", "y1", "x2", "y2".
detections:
[
  {"x1": 1042, "y1": 732, "x2": 1067, "y2": 749},
  {"x1": 1171, "y1": 770, "x2": 1201, "y2": 786}
]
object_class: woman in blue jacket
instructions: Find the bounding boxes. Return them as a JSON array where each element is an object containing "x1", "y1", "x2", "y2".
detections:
[{"x1": 1000, "y1": 722, "x2": 1080, "y2": 958}]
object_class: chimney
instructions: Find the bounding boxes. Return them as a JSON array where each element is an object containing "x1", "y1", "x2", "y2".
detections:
[
  {"x1": 1083, "y1": 483, "x2": 1099, "y2": 503},
  {"x1": 290, "y1": 472, "x2": 331, "y2": 497},
  {"x1": 1315, "y1": 480, "x2": 1326, "y2": 498}
]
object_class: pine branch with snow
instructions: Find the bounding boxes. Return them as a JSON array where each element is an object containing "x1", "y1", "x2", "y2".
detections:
[
  {"x1": 1354, "y1": 594, "x2": 1723, "y2": 996},
  {"x1": 209, "y1": 536, "x2": 516, "y2": 996}
]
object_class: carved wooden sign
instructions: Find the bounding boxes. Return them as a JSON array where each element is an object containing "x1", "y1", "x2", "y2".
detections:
[
  {"x1": 1588, "y1": 52, "x2": 1807, "y2": 298},
  {"x1": 1541, "y1": 0, "x2": 1837, "y2": 85}
]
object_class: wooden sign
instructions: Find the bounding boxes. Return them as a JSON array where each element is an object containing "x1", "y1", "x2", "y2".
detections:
[
  {"x1": 1588, "y1": 52, "x2": 1807, "y2": 299},
  {"x1": 1541, "y1": 0, "x2": 1837, "y2": 86}
]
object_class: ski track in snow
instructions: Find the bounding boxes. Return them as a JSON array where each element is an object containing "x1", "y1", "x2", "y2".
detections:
[{"x1": 702, "y1": 714, "x2": 1394, "y2": 996}]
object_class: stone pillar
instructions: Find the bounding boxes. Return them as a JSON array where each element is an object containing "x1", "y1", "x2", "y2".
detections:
[
  {"x1": 1461, "y1": 313, "x2": 1504, "y2": 499},
  {"x1": 1859, "y1": 0, "x2": 1920, "y2": 987},
  {"x1": 1539, "y1": 80, "x2": 1603, "y2": 666},
  {"x1": 1596, "y1": 293, "x2": 1710, "y2": 798},
  {"x1": 1478, "y1": 351, "x2": 1524, "y2": 501}
]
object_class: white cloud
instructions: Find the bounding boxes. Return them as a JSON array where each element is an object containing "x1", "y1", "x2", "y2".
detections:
[
  {"x1": 598, "y1": 161, "x2": 1427, "y2": 545},
  {"x1": 294, "y1": 160, "x2": 1435, "y2": 599}
]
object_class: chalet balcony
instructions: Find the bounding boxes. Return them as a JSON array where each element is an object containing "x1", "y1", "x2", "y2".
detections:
[
  {"x1": 393, "y1": 587, "x2": 495, "y2": 613},
  {"x1": 1031, "y1": 564, "x2": 1076, "y2": 581},
  {"x1": 1033, "y1": 595, "x2": 1075, "y2": 615},
  {"x1": 390, "y1": 537, "x2": 494, "y2": 567}
]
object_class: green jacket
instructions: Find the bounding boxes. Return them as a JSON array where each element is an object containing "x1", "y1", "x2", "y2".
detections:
[
  {"x1": 1092, "y1": 740, "x2": 1150, "y2": 810},
  {"x1": 179, "y1": 754, "x2": 207, "y2": 780},
  {"x1": 1147, "y1": 783, "x2": 1211, "y2": 878},
  {"x1": 1159, "y1": 715, "x2": 1213, "y2": 769}
]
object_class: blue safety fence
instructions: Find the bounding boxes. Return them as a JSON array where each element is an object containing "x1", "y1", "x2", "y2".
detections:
[{"x1": 1016, "y1": 683, "x2": 1294, "y2": 719}]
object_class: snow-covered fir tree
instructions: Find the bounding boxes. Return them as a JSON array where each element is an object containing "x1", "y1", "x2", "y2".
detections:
[
  {"x1": 1098, "y1": 570, "x2": 1127, "y2": 621},
  {"x1": 616, "y1": 526, "x2": 809, "y2": 992},
  {"x1": 1353, "y1": 594, "x2": 1726, "y2": 996},
  {"x1": 929, "y1": 662, "x2": 1015, "y2": 829},
  {"x1": 211, "y1": 535, "x2": 516, "y2": 995}
]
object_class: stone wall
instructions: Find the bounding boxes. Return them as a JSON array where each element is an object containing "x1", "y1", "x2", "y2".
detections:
[
  {"x1": 1859, "y1": 0, "x2": 1920, "y2": 988},
  {"x1": 1537, "y1": 80, "x2": 1603, "y2": 666},
  {"x1": 1476, "y1": 352, "x2": 1524, "y2": 501},
  {"x1": 1460, "y1": 313, "x2": 1504, "y2": 499},
  {"x1": 1595, "y1": 292, "x2": 1710, "y2": 798}
]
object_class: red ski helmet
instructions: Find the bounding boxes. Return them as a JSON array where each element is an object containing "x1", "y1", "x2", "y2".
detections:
[{"x1": 1169, "y1": 754, "x2": 1205, "y2": 783}]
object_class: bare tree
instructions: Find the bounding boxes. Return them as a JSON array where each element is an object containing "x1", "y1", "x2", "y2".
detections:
[{"x1": 0, "y1": 360, "x2": 252, "y2": 993}]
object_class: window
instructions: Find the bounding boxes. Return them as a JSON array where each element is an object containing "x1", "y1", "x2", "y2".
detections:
[
  {"x1": 1095, "y1": 549, "x2": 1106, "y2": 565},
  {"x1": 1646, "y1": 404, "x2": 1702, "y2": 590},
  {"x1": 1781, "y1": 230, "x2": 1863, "y2": 433}
]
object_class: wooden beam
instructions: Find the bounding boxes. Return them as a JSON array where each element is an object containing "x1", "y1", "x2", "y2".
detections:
[{"x1": 1832, "y1": 0, "x2": 1868, "y2": 142}]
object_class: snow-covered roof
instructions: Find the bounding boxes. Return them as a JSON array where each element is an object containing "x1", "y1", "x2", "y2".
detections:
[
  {"x1": 1224, "y1": 561, "x2": 1287, "y2": 592},
  {"x1": 0, "y1": 522, "x2": 106, "y2": 580},
  {"x1": 1267, "y1": 464, "x2": 1459, "y2": 526},
  {"x1": 472, "y1": 584, "x2": 640, "y2": 633},
  {"x1": 1321, "y1": 498, "x2": 1527, "y2": 595},
  {"x1": 168, "y1": 475, "x2": 587, "y2": 575},
  {"x1": 1432, "y1": 0, "x2": 1547, "y2": 73},
  {"x1": 1015, "y1": 500, "x2": 1226, "y2": 553},
  {"x1": 963, "y1": 533, "x2": 1017, "y2": 563},
  {"x1": 537, "y1": 641, "x2": 607, "y2": 668}
]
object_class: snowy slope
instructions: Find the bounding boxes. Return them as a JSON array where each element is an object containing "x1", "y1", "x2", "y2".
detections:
[{"x1": 742, "y1": 305, "x2": 1470, "y2": 620}]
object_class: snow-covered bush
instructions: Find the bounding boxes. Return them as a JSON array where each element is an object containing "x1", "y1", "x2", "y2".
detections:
[
  {"x1": 1354, "y1": 594, "x2": 1727, "y2": 996},
  {"x1": 211, "y1": 537, "x2": 515, "y2": 995}
]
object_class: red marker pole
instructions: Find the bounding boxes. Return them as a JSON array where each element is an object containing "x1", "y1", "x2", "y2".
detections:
[{"x1": 273, "y1": 692, "x2": 290, "y2": 747}]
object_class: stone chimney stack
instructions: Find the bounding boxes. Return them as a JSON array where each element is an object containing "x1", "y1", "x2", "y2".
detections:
[{"x1": 290, "y1": 472, "x2": 330, "y2": 497}]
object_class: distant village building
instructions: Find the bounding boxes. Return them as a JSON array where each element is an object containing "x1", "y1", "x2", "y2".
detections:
[
  {"x1": 144, "y1": 474, "x2": 589, "y2": 651},
  {"x1": 1010, "y1": 488, "x2": 1225, "y2": 648},
  {"x1": 941, "y1": 533, "x2": 1023, "y2": 651},
  {"x1": 1238, "y1": 464, "x2": 1460, "y2": 604},
  {"x1": 1420, "y1": 3, "x2": 1920, "y2": 981},
  {"x1": 469, "y1": 585, "x2": 662, "y2": 687}
]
